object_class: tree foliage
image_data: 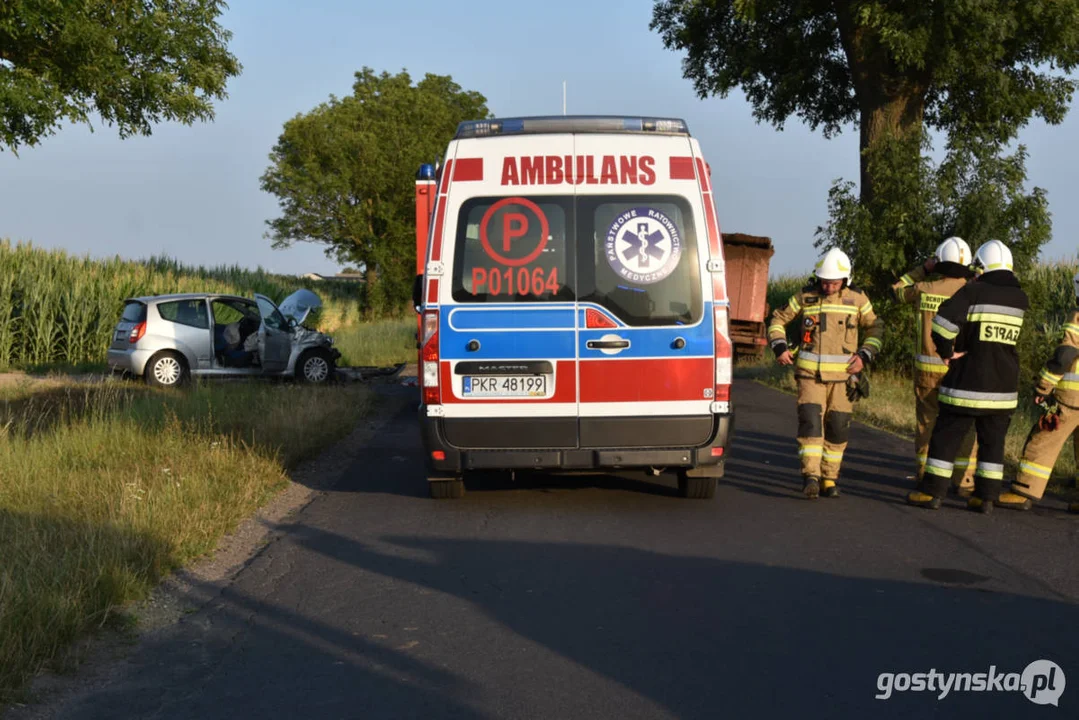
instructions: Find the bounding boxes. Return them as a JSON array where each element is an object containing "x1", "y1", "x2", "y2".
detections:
[
  {"x1": 651, "y1": 1, "x2": 1079, "y2": 162},
  {"x1": 815, "y1": 132, "x2": 1052, "y2": 289},
  {"x1": 0, "y1": 0, "x2": 241, "y2": 151},
  {"x1": 260, "y1": 68, "x2": 489, "y2": 315},
  {"x1": 651, "y1": 1, "x2": 1079, "y2": 296}
]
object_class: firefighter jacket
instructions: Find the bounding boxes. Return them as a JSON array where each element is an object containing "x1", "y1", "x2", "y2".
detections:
[
  {"x1": 891, "y1": 261, "x2": 976, "y2": 384},
  {"x1": 1033, "y1": 309, "x2": 1079, "y2": 409},
  {"x1": 930, "y1": 270, "x2": 1029, "y2": 414},
  {"x1": 768, "y1": 281, "x2": 884, "y2": 383}
]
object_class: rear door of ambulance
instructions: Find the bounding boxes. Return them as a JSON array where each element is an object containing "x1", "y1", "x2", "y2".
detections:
[
  {"x1": 574, "y1": 133, "x2": 717, "y2": 450},
  {"x1": 432, "y1": 134, "x2": 579, "y2": 458}
]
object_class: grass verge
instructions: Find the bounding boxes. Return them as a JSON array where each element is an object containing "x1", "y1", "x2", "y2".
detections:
[
  {"x1": 0, "y1": 378, "x2": 372, "y2": 703},
  {"x1": 734, "y1": 360, "x2": 1079, "y2": 502},
  {"x1": 333, "y1": 317, "x2": 416, "y2": 368}
]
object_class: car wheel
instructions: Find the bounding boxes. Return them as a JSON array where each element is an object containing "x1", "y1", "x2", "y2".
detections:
[
  {"x1": 677, "y1": 472, "x2": 717, "y2": 499},
  {"x1": 297, "y1": 348, "x2": 335, "y2": 384},
  {"x1": 145, "y1": 351, "x2": 188, "y2": 388},
  {"x1": 429, "y1": 478, "x2": 465, "y2": 499}
]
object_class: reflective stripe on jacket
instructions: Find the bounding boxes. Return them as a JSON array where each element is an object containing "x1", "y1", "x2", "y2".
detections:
[
  {"x1": 768, "y1": 282, "x2": 884, "y2": 383},
  {"x1": 1034, "y1": 309, "x2": 1079, "y2": 408},
  {"x1": 891, "y1": 261, "x2": 975, "y2": 383},
  {"x1": 929, "y1": 271, "x2": 1029, "y2": 414}
]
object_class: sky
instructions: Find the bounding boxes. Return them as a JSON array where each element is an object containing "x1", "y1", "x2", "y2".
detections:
[{"x1": 2, "y1": 0, "x2": 1078, "y2": 279}]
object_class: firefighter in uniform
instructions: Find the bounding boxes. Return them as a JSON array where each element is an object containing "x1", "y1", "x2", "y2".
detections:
[
  {"x1": 907, "y1": 240, "x2": 1029, "y2": 513},
  {"x1": 891, "y1": 237, "x2": 978, "y2": 495},
  {"x1": 768, "y1": 248, "x2": 884, "y2": 499},
  {"x1": 1003, "y1": 270, "x2": 1079, "y2": 511}
]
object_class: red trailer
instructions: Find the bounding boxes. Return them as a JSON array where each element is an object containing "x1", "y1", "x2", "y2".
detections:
[{"x1": 722, "y1": 233, "x2": 775, "y2": 363}]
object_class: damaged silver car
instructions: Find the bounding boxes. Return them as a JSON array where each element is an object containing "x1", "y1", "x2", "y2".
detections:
[{"x1": 107, "y1": 289, "x2": 342, "y2": 387}]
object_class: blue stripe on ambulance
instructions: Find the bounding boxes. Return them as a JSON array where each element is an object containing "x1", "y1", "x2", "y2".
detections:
[
  {"x1": 578, "y1": 301, "x2": 713, "y2": 359},
  {"x1": 441, "y1": 305, "x2": 576, "y2": 360}
]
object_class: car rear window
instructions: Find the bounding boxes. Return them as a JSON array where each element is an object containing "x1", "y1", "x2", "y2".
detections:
[
  {"x1": 577, "y1": 195, "x2": 702, "y2": 326},
  {"x1": 157, "y1": 299, "x2": 209, "y2": 329},
  {"x1": 120, "y1": 301, "x2": 147, "y2": 323},
  {"x1": 451, "y1": 196, "x2": 575, "y2": 303}
]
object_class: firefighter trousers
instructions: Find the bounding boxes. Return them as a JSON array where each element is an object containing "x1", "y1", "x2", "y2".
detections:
[
  {"x1": 1012, "y1": 404, "x2": 1079, "y2": 501},
  {"x1": 796, "y1": 377, "x2": 853, "y2": 482},
  {"x1": 922, "y1": 406, "x2": 1011, "y2": 502},
  {"x1": 914, "y1": 377, "x2": 977, "y2": 489}
]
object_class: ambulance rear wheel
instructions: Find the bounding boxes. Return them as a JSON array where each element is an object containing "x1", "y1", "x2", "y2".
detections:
[
  {"x1": 429, "y1": 478, "x2": 465, "y2": 499},
  {"x1": 678, "y1": 473, "x2": 717, "y2": 499}
]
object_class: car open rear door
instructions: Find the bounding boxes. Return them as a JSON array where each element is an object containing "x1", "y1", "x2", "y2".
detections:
[{"x1": 573, "y1": 133, "x2": 716, "y2": 448}]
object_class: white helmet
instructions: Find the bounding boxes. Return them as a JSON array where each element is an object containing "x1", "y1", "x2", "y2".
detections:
[
  {"x1": 972, "y1": 240, "x2": 1014, "y2": 274},
  {"x1": 814, "y1": 247, "x2": 852, "y2": 281},
  {"x1": 936, "y1": 236, "x2": 972, "y2": 265}
]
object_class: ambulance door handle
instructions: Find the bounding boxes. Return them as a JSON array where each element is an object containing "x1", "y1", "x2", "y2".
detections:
[
  {"x1": 587, "y1": 338, "x2": 630, "y2": 350},
  {"x1": 672, "y1": 337, "x2": 686, "y2": 350},
  {"x1": 467, "y1": 339, "x2": 480, "y2": 352}
]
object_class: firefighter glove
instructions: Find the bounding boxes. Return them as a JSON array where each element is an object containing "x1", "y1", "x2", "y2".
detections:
[
  {"x1": 846, "y1": 374, "x2": 870, "y2": 402},
  {"x1": 1040, "y1": 409, "x2": 1061, "y2": 432}
]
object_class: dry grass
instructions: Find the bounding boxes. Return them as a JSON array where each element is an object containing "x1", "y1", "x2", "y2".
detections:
[{"x1": 0, "y1": 378, "x2": 372, "y2": 703}]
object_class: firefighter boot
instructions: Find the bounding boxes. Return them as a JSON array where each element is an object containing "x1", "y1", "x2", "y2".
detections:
[
  {"x1": 994, "y1": 492, "x2": 1033, "y2": 511},
  {"x1": 821, "y1": 478, "x2": 840, "y2": 498},
  {"x1": 906, "y1": 491, "x2": 941, "y2": 510},
  {"x1": 967, "y1": 497, "x2": 993, "y2": 514},
  {"x1": 803, "y1": 476, "x2": 820, "y2": 499}
]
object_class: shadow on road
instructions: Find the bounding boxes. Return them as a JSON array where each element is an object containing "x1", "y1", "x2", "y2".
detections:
[{"x1": 42, "y1": 525, "x2": 1079, "y2": 719}]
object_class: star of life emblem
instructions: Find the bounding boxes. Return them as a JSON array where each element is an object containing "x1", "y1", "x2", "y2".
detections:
[{"x1": 604, "y1": 207, "x2": 682, "y2": 285}]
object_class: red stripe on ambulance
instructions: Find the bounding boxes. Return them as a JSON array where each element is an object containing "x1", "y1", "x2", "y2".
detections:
[
  {"x1": 453, "y1": 158, "x2": 483, "y2": 182},
  {"x1": 669, "y1": 156, "x2": 695, "y2": 180},
  {"x1": 440, "y1": 360, "x2": 577, "y2": 404},
  {"x1": 429, "y1": 159, "x2": 453, "y2": 263},
  {"x1": 579, "y1": 358, "x2": 713, "y2": 403},
  {"x1": 695, "y1": 157, "x2": 727, "y2": 301}
]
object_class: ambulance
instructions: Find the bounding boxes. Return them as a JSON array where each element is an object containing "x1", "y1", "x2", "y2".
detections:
[{"x1": 412, "y1": 116, "x2": 735, "y2": 499}]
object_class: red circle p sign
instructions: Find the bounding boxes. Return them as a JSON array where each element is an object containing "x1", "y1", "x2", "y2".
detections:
[{"x1": 479, "y1": 197, "x2": 550, "y2": 267}]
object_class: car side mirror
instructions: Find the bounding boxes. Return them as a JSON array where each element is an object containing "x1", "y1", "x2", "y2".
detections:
[{"x1": 412, "y1": 274, "x2": 423, "y2": 314}]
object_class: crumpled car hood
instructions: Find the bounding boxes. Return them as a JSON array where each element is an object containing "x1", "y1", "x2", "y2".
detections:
[{"x1": 278, "y1": 288, "x2": 322, "y2": 327}]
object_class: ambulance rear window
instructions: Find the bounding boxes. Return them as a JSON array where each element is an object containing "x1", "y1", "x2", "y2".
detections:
[
  {"x1": 577, "y1": 195, "x2": 702, "y2": 326},
  {"x1": 451, "y1": 196, "x2": 575, "y2": 303}
]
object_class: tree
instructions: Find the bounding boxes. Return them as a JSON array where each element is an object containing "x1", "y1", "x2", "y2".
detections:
[
  {"x1": 0, "y1": 0, "x2": 241, "y2": 152},
  {"x1": 651, "y1": 1, "x2": 1079, "y2": 208},
  {"x1": 260, "y1": 68, "x2": 489, "y2": 315}
]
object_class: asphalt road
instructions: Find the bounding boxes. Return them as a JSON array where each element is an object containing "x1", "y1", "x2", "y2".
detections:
[{"x1": 31, "y1": 380, "x2": 1079, "y2": 719}]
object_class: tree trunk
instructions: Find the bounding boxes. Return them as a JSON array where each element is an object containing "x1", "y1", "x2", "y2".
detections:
[
  {"x1": 857, "y1": 93, "x2": 925, "y2": 205},
  {"x1": 834, "y1": 1, "x2": 928, "y2": 206}
]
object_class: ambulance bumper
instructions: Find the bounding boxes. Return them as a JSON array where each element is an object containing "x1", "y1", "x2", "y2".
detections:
[{"x1": 419, "y1": 408, "x2": 734, "y2": 476}]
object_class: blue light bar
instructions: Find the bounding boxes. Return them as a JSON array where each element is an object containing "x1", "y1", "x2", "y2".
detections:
[
  {"x1": 455, "y1": 115, "x2": 690, "y2": 139},
  {"x1": 416, "y1": 163, "x2": 435, "y2": 180}
]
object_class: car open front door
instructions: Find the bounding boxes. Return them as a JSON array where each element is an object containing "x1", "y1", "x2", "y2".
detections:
[
  {"x1": 573, "y1": 133, "x2": 716, "y2": 448},
  {"x1": 254, "y1": 294, "x2": 292, "y2": 373},
  {"x1": 434, "y1": 134, "x2": 579, "y2": 457}
]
